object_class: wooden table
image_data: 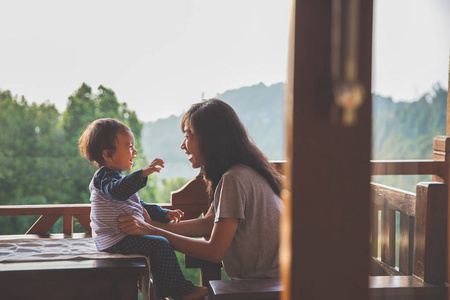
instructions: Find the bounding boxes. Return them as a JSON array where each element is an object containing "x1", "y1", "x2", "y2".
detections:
[
  {"x1": 0, "y1": 234, "x2": 147, "y2": 300},
  {"x1": 0, "y1": 258, "x2": 147, "y2": 300}
]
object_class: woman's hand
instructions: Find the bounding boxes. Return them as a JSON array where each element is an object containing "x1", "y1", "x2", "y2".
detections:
[
  {"x1": 165, "y1": 209, "x2": 184, "y2": 223},
  {"x1": 118, "y1": 215, "x2": 158, "y2": 235}
]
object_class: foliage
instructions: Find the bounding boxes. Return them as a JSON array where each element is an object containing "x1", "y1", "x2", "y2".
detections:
[
  {"x1": 371, "y1": 83, "x2": 447, "y2": 191},
  {"x1": 137, "y1": 175, "x2": 191, "y2": 204},
  {"x1": 142, "y1": 81, "x2": 448, "y2": 192},
  {"x1": 218, "y1": 82, "x2": 285, "y2": 160},
  {"x1": 141, "y1": 82, "x2": 285, "y2": 179},
  {"x1": 1, "y1": 80, "x2": 448, "y2": 228},
  {"x1": 0, "y1": 84, "x2": 151, "y2": 233},
  {"x1": 142, "y1": 114, "x2": 199, "y2": 179}
]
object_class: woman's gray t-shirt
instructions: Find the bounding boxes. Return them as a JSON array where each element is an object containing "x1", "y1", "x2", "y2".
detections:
[{"x1": 212, "y1": 164, "x2": 283, "y2": 279}]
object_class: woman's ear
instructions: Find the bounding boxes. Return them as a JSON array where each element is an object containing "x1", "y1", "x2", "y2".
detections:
[{"x1": 102, "y1": 149, "x2": 113, "y2": 162}]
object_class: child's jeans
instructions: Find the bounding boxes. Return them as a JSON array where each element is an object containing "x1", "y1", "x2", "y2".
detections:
[{"x1": 104, "y1": 235, "x2": 194, "y2": 299}]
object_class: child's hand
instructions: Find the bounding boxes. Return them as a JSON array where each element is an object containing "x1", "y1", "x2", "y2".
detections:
[
  {"x1": 166, "y1": 209, "x2": 184, "y2": 223},
  {"x1": 142, "y1": 158, "x2": 164, "y2": 177}
]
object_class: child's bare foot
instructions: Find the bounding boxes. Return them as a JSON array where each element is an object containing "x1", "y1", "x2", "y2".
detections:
[{"x1": 181, "y1": 285, "x2": 208, "y2": 300}]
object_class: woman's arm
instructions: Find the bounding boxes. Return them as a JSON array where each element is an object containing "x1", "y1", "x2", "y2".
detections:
[
  {"x1": 118, "y1": 209, "x2": 215, "y2": 238},
  {"x1": 150, "y1": 211, "x2": 215, "y2": 237},
  {"x1": 167, "y1": 218, "x2": 238, "y2": 262},
  {"x1": 118, "y1": 214, "x2": 238, "y2": 262}
]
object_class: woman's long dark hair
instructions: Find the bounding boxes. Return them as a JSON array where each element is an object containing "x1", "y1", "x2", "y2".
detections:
[{"x1": 181, "y1": 98, "x2": 282, "y2": 199}]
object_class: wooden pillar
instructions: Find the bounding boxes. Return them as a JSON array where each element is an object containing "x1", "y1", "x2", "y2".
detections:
[
  {"x1": 434, "y1": 55, "x2": 450, "y2": 291},
  {"x1": 281, "y1": 0, "x2": 373, "y2": 299},
  {"x1": 446, "y1": 54, "x2": 450, "y2": 136},
  {"x1": 414, "y1": 182, "x2": 448, "y2": 284},
  {"x1": 433, "y1": 136, "x2": 450, "y2": 185},
  {"x1": 446, "y1": 54, "x2": 450, "y2": 297},
  {"x1": 437, "y1": 53, "x2": 450, "y2": 297},
  {"x1": 63, "y1": 214, "x2": 73, "y2": 235}
]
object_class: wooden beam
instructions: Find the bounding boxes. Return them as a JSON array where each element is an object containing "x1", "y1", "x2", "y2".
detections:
[
  {"x1": 369, "y1": 276, "x2": 447, "y2": 300},
  {"x1": 0, "y1": 204, "x2": 91, "y2": 216},
  {"x1": 282, "y1": 0, "x2": 372, "y2": 299},
  {"x1": 371, "y1": 160, "x2": 446, "y2": 176},
  {"x1": 445, "y1": 54, "x2": 450, "y2": 136},
  {"x1": 170, "y1": 174, "x2": 210, "y2": 206},
  {"x1": 381, "y1": 205, "x2": 396, "y2": 267},
  {"x1": 74, "y1": 214, "x2": 92, "y2": 234},
  {"x1": 370, "y1": 257, "x2": 402, "y2": 276},
  {"x1": 26, "y1": 214, "x2": 61, "y2": 234},
  {"x1": 398, "y1": 212, "x2": 414, "y2": 275},
  {"x1": 414, "y1": 182, "x2": 448, "y2": 284},
  {"x1": 371, "y1": 182, "x2": 415, "y2": 215},
  {"x1": 63, "y1": 214, "x2": 73, "y2": 235}
]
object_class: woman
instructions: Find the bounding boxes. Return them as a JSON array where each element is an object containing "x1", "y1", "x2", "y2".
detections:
[{"x1": 119, "y1": 98, "x2": 283, "y2": 280}]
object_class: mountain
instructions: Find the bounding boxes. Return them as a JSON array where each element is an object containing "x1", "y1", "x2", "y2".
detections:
[
  {"x1": 372, "y1": 83, "x2": 447, "y2": 160},
  {"x1": 142, "y1": 81, "x2": 448, "y2": 188},
  {"x1": 371, "y1": 83, "x2": 447, "y2": 191},
  {"x1": 141, "y1": 82, "x2": 285, "y2": 178}
]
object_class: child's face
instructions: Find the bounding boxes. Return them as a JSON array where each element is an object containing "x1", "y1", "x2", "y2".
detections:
[{"x1": 103, "y1": 129, "x2": 137, "y2": 172}]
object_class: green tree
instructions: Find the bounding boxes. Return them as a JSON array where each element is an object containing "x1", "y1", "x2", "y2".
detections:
[
  {"x1": 371, "y1": 83, "x2": 447, "y2": 191},
  {"x1": 62, "y1": 83, "x2": 97, "y2": 146},
  {"x1": 0, "y1": 83, "x2": 153, "y2": 233},
  {"x1": 0, "y1": 91, "x2": 67, "y2": 233}
]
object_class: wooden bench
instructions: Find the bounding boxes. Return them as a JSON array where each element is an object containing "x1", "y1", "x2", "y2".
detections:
[
  {"x1": 209, "y1": 279, "x2": 281, "y2": 300},
  {"x1": 0, "y1": 234, "x2": 147, "y2": 300}
]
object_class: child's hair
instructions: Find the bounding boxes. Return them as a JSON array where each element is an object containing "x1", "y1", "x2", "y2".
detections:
[{"x1": 78, "y1": 118, "x2": 130, "y2": 167}]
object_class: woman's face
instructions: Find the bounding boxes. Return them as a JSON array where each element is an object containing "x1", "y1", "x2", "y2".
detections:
[{"x1": 181, "y1": 120, "x2": 203, "y2": 169}]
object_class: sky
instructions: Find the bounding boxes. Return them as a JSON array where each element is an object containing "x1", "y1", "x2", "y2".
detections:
[
  {"x1": 373, "y1": 0, "x2": 450, "y2": 101},
  {"x1": 1, "y1": 0, "x2": 449, "y2": 122}
]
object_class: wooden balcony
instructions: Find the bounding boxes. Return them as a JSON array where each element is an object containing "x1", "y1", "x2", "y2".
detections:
[{"x1": 1, "y1": 147, "x2": 449, "y2": 299}]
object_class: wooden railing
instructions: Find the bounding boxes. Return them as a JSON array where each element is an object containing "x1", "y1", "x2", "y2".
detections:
[
  {"x1": 369, "y1": 183, "x2": 416, "y2": 276},
  {"x1": 368, "y1": 181, "x2": 448, "y2": 300},
  {"x1": 3, "y1": 159, "x2": 410, "y2": 237},
  {"x1": 0, "y1": 154, "x2": 449, "y2": 299},
  {"x1": 367, "y1": 136, "x2": 450, "y2": 299},
  {"x1": 369, "y1": 182, "x2": 447, "y2": 282},
  {"x1": 371, "y1": 136, "x2": 450, "y2": 180},
  {"x1": 0, "y1": 174, "x2": 210, "y2": 236},
  {"x1": 0, "y1": 204, "x2": 92, "y2": 235},
  {"x1": 371, "y1": 160, "x2": 446, "y2": 176},
  {"x1": 369, "y1": 137, "x2": 450, "y2": 274}
]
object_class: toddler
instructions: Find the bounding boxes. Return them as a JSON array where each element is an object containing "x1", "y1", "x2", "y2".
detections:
[{"x1": 78, "y1": 118, "x2": 207, "y2": 300}]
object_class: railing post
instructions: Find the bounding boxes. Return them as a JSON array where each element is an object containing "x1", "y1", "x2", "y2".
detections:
[
  {"x1": 433, "y1": 136, "x2": 450, "y2": 286},
  {"x1": 399, "y1": 211, "x2": 414, "y2": 275},
  {"x1": 26, "y1": 214, "x2": 61, "y2": 234},
  {"x1": 413, "y1": 182, "x2": 448, "y2": 284},
  {"x1": 432, "y1": 136, "x2": 450, "y2": 184},
  {"x1": 381, "y1": 204, "x2": 395, "y2": 267},
  {"x1": 63, "y1": 214, "x2": 73, "y2": 235}
]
